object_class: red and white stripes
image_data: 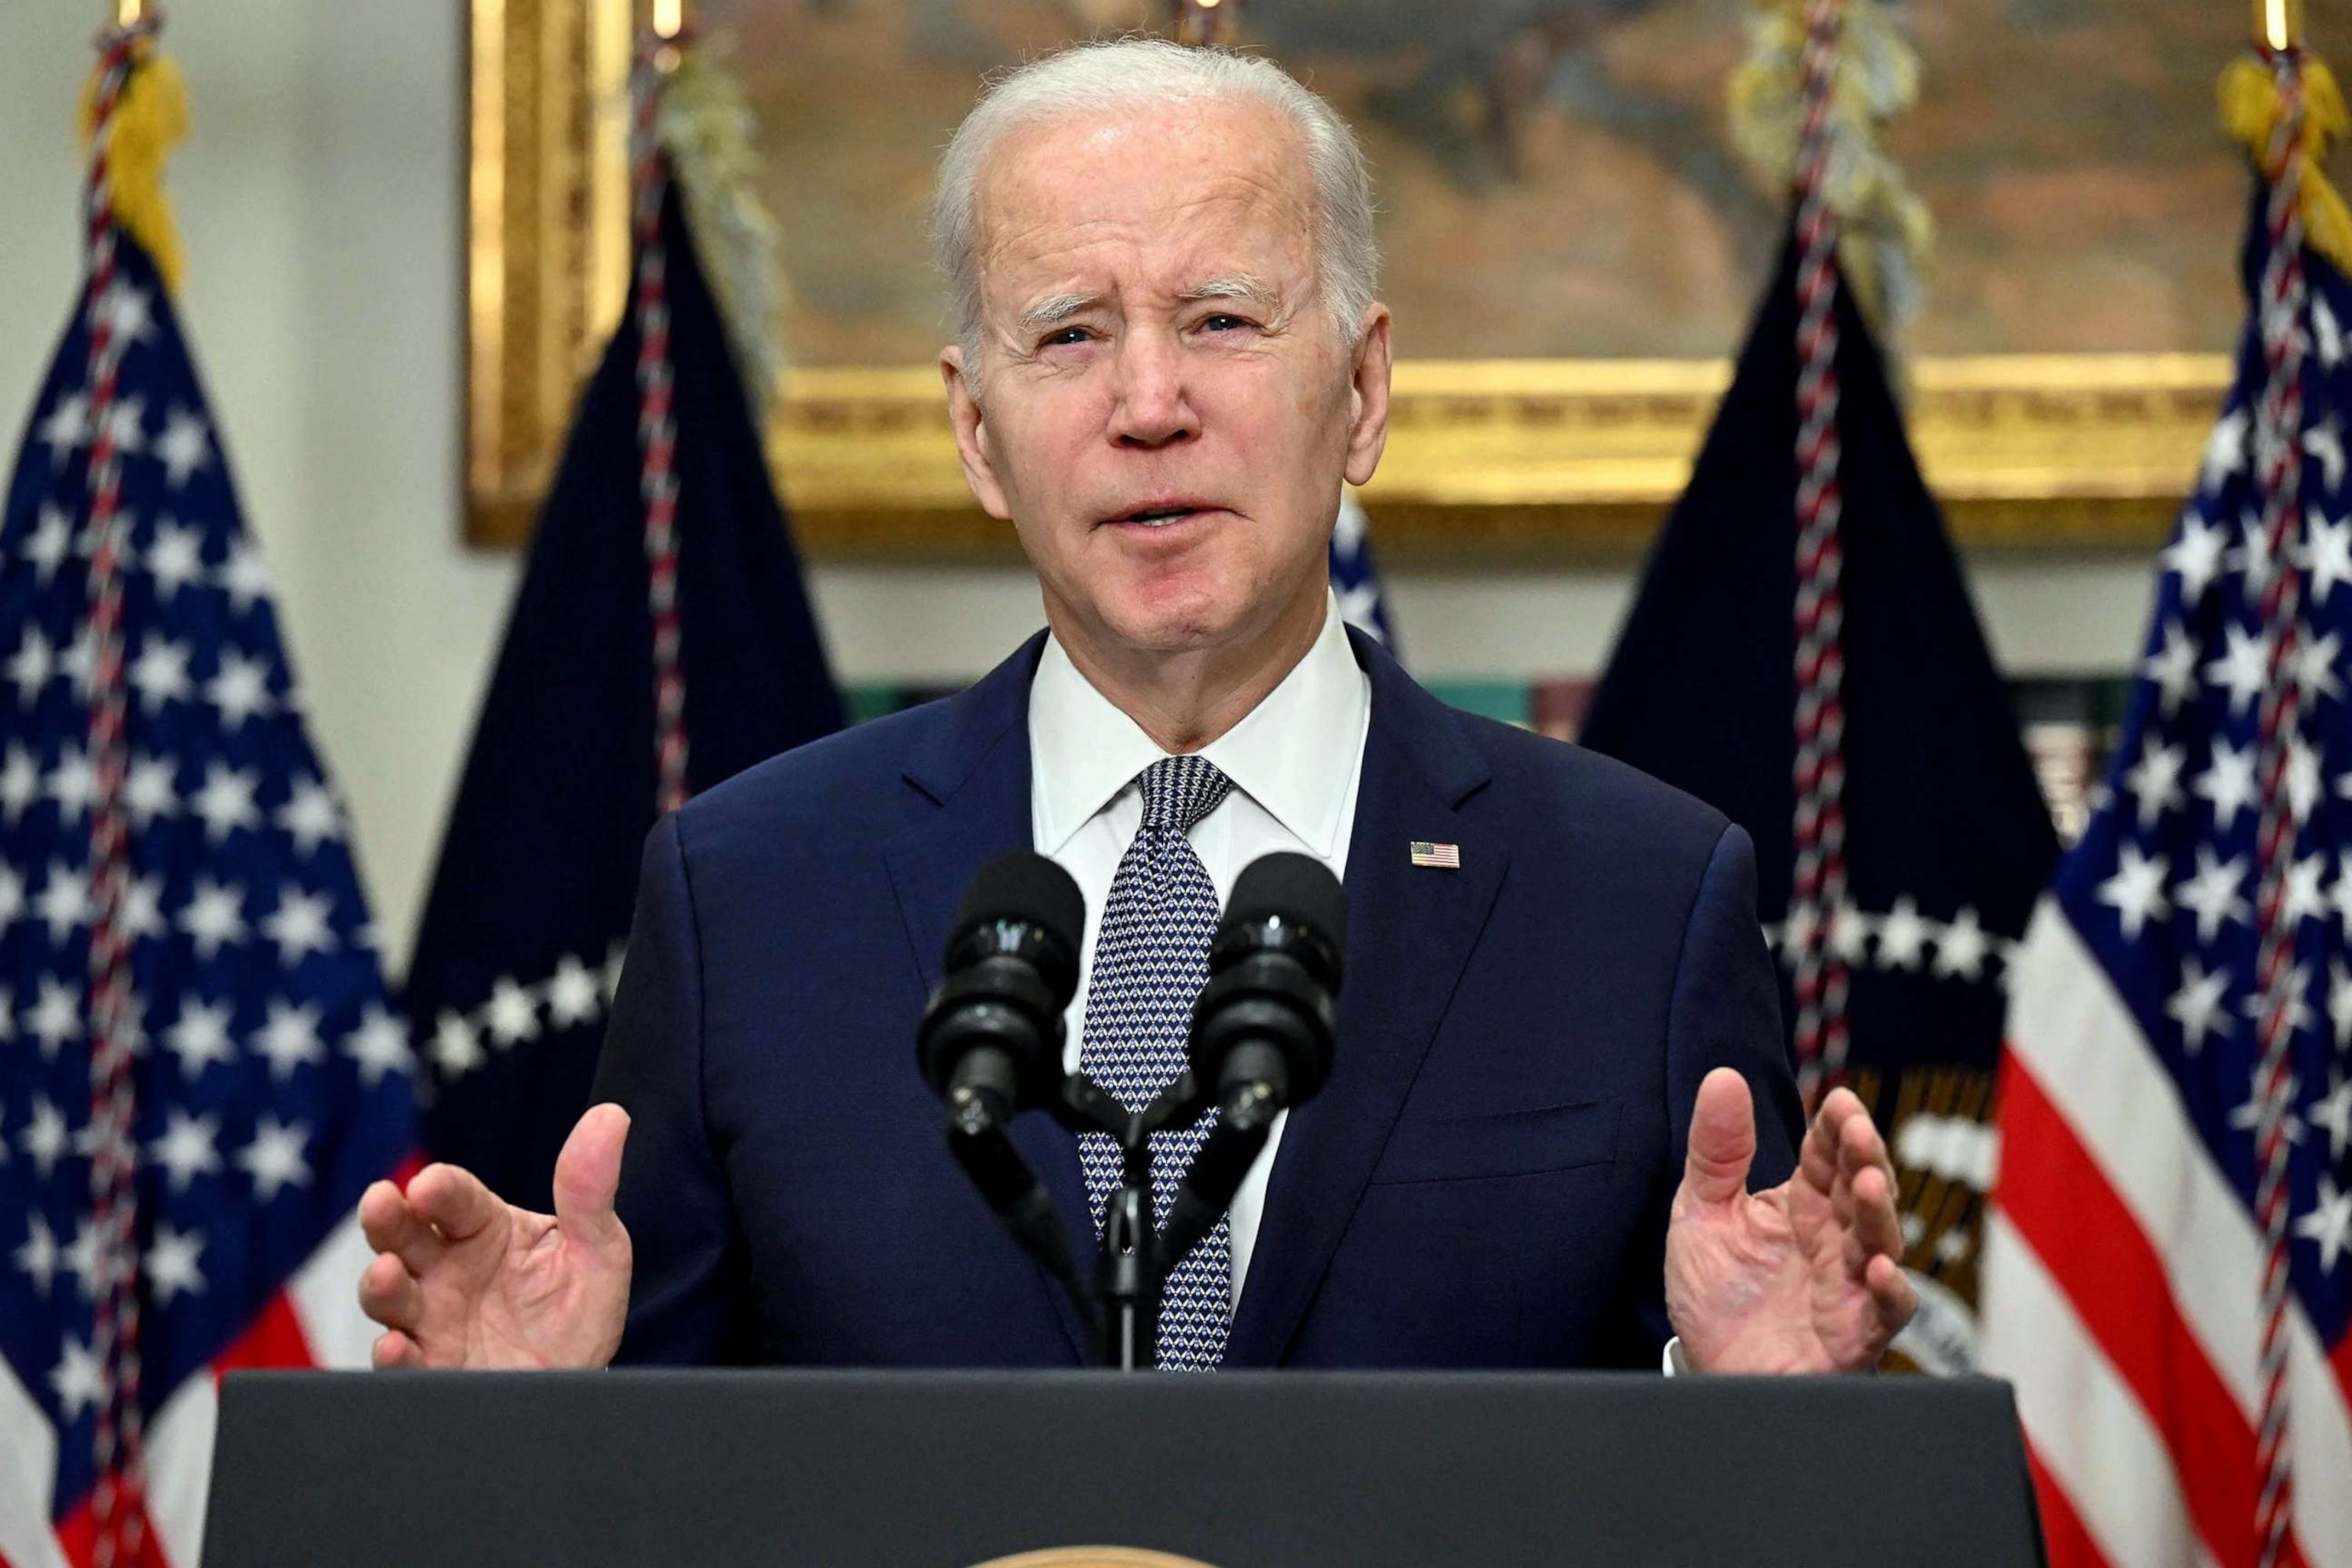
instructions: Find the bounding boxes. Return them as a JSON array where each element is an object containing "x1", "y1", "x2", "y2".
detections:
[
  {"x1": 1984, "y1": 906, "x2": 2352, "y2": 1568},
  {"x1": 2245, "y1": 44, "x2": 2314, "y2": 1568},
  {"x1": 631, "y1": 39, "x2": 691, "y2": 818},
  {"x1": 1787, "y1": 0, "x2": 1852, "y2": 1102},
  {"x1": 74, "y1": 21, "x2": 162, "y2": 1568}
]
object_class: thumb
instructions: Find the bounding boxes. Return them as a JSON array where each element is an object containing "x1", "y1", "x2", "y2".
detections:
[
  {"x1": 1681, "y1": 1067, "x2": 1757, "y2": 1208},
  {"x1": 551, "y1": 1102, "x2": 632, "y2": 1256}
]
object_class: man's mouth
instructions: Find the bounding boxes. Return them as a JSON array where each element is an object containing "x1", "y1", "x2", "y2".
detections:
[{"x1": 1105, "y1": 500, "x2": 1217, "y2": 529}]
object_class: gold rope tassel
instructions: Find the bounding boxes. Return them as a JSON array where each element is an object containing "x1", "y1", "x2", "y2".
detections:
[
  {"x1": 79, "y1": 39, "x2": 188, "y2": 297},
  {"x1": 2221, "y1": 51, "x2": 2352, "y2": 279},
  {"x1": 656, "y1": 40, "x2": 786, "y2": 416}
]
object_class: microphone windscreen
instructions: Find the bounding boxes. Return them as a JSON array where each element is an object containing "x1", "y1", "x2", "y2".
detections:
[
  {"x1": 954, "y1": 851, "x2": 1086, "y2": 955},
  {"x1": 1225, "y1": 851, "x2": 1345, "y2": 951}
]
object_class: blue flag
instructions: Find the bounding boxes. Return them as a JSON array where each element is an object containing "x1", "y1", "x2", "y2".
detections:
[
  {"x1": 1330, "y1": 489, "x2": 1400, "y2": 655},
  {"x1": 0, "y1": 191, "x2": 414, "y2": 1550},
  {"x1": 404, "y1": 181, "x2": 843, "y2": 1212},
  {"x1": 1578, "y1": 233, "x2": 2060, "y2": 1370}
]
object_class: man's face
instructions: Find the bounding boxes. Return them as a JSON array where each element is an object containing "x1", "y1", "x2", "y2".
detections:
[{"x1": 942, "y1": 98, "x2": 1391, "y2": 662}]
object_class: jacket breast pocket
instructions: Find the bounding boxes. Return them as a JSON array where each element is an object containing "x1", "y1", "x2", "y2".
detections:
[{"x1": 1367, "y1": 1097, "x2": 1622, "y2": 1186}]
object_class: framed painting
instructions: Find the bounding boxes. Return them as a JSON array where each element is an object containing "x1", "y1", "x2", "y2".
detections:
[{"x1": 466, "y1": 0, "x2": 2252, "y2": 557}]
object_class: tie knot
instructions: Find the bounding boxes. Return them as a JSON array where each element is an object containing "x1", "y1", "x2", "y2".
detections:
[{"x1": 1138, "y1": 755, "x2": 1232, "y2": 835}]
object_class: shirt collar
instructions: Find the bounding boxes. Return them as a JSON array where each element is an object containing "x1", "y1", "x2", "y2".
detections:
[{"x1": 1029, "y1": 593, "x2": 1367, "y2": 858}]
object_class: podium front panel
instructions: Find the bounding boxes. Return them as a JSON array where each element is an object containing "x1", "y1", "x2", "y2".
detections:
[{"x1": 204, "y1": 1369, "x2": 2042, "y2": 1567}]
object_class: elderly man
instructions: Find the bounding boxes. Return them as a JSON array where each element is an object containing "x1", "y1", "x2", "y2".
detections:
[{"x1": 358, "y1": 39, "x2": 1912, "y2": 1374}]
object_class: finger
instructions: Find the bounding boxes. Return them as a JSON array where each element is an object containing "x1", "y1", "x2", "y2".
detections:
[
  {"x1": 550, "y1": 1103, "x2": 632, "y2": 1255},
  {"x1": 405, "y1": 1161, "x2": 507, "y2": 1246},
  {"x1": 1680, "y1": 1067, "x2": 1756, "y2": 1207},
  {"x1": 1801, "y1": 1086, "x2": 1867, "y2": 1197},
  {"x1": 371, "y1": 1329, "x2": 425, "y2": 1371},
  {"x1": 358, "y1": 1252, "x2": 423, "y2": 1333},
  {"x1": 359, "y1": 1179, "x2": 446, "y2": 1273},
  {"x1": 1865, "y1": 1252, "x2": 1918, "y2": 1332},
  {"x1": 1847, "y1": 1155, "x2": 1906, "y2": 1269}
]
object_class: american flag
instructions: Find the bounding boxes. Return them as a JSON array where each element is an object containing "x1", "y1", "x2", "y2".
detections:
[
  {"x1": 1330, "y1": 489, "x2": 1400, "y2": 655},
  {"x1": 0, "y1": 34, "x2": 413, "y2": 1568},
  {"x1": 1980, "y1": 101, "x2": 2352, "y2": 1568}
]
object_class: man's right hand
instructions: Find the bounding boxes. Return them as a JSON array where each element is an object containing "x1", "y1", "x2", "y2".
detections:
[{"x1": 357, "y1": 1102, "x2": 635, "y2": 1370}]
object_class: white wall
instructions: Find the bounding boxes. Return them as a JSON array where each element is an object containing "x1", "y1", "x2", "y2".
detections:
[{"x1": 0, "y1": 2, "x2": 2162, "y2": 969}]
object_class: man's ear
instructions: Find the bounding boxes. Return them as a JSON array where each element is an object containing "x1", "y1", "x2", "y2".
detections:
[
  {"x1": 1342, "y1": 305, "x2": 1393, "y2": 488},
  {"x1": 941, "y1": 345, "x2": 1013, "y2": 521}
]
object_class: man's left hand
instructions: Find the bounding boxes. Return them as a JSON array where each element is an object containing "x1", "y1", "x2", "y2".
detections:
[{"x1": 1664, "y1": 1067, "x2": 1916, "y2": 1374}]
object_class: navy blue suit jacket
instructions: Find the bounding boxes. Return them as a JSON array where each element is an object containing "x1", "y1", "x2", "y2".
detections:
[{"x1": 593, "y1": 629, "x2": 1804, "y2": 1368}]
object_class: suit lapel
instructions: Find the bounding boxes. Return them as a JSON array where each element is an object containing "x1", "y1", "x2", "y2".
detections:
[
  {"x1": 880, "y1": 632, "x2": 1095, "y2": 1363},
  {"x1": 1224, "y1": 635, "x2": 1508, "y2": 1366}
]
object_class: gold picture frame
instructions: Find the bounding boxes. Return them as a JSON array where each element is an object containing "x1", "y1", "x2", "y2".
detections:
[{"x1": 466, "y1": 0, "x2": 2226, "y2": 560}]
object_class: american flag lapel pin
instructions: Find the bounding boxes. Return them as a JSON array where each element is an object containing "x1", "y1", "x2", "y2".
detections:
[{"x1": 1410, "y1": 841, "x2": 1461, "y2": 870}]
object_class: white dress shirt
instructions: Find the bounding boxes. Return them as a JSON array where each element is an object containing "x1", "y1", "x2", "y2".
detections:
[{"x1": 1028, "y1": 593, "x2": 1370, "y2": 1312}]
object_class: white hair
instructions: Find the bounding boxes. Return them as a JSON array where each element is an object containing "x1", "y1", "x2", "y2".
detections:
[{"x1": 933, "y1": 38, "x2": 1379, "y2": 396}]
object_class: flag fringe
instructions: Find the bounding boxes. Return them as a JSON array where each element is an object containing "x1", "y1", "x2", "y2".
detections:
[
  {"x1": 2220, "y1": 51, "x2": 2352, "y2": 280},
  {"x1": 658, "y1": 38, "x2": 785, "y2": 417},
  {"x1": 1727, "y1": 0, "x2": 1932, "y2": 335},
  {"x1": 78, "y1": 41, "x2": 187, "y2": 297}
]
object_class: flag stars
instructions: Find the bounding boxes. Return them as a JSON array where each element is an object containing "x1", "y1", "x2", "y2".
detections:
[
  {"x1": 21, "y1": 1096, "x2": 69, "y2": 1178},
  {"x1": 128, "y1": 635, "x2": 194, "y2": 710},
  {"x1": 253, "y1": 1000, "x2": 325, "y2": 1079},
  {"x1": 2201, "y1": 408, "x2": 2249, "y2": 495},
  {"x1": 2098, "y1": 843, "x2": 2171, "y2": 940},
  {"x1": 2293, "y1": 629, "x2": 2346, "y2": 707},
  {"x1": 164, "y1": 997, "x2": 237, "y2": 1080},
  {"x1": 145, "y1": 1222, "x2": 207, "y2": 1305},
  {"x1": 1873, "y1": 897, "x2": 1932, "y2": 971},
  {"x1": 6, "y1": 627, "x2": 54, "y2": 707},
  {"x1": 98, "y1": 394, "x2": 148, "y2": 459},
  {"x1": 546, "y1": 955, "x2": 603, "y2": 1029},
  {"x1": 0, "y1": 746, "x2": 37, "y2": 828},
  {"x1": 276, "y1": 777, "x2": 342, "y2": 856},
  {"x1": 178, "y1": 877, "x2": 247, "y2": 960},
  {"x1": 33, "y1": 864, "x2": 90, "y2": 947},
  {"x1": 2302, "y1": 510, "x2": 2352, "y2": 604},
  {"x1": 120, "y1": 874, "x2": 165, "y2": 944},
  {"x1": 2167, "y1": 957, "x2": 2233, "y2": 1054},
  {"x1": 148, "y1": 1107, "x2": 224, "y2": 1191},
  {"x1": 61, "y1": 1219, "x2": 107, "y2": 1302},
  {"x1": 344, "y1": 1004, "x2": 414, "y2": 1087},
  {"x1": 2163, "y1": 515, "x2": 2230, "y2": 612},
  {"x1": 2282, "y1": 851, "x2": 2329, "y2": 929},
  {"x1": 60, "y1": 627, "x2": 95, "y2": 701},
  {"x1": 2207, "y1": 622, "x2": 2271, "y2": 717},
  {"x1": 0, "y1": 865, "x2": 21, "y2": 935},
  {"x1": 2141, "y1": 620, "x2": 2200, "y2": 717},
  {"x1": 45, "y1": 746, "x2": 98, "y2": 822},
  {"x1": 144, "y1": 517, "x2": 207, "y2": 601},
  {"x1": 2122, "y1": 742, "x2": 2187, "y2": 829},
  {"x1": 236, "y1": 1115, "x2": 313, "y2": 1201},
  {"x1": 431, "y1": 1011, "x2": 485, "y2": 1077},
  {"x1": 260, "y1": 886, "x2": 338, "y2": 965},
  {"x1": 34, "y1": 393, "x2": 91, "y2": 469},
  {"x1": 2229, "y1": 510, "x2": 2282, "y2": 595},
  {"x1": 123, "y1": 753, "x2": 178, "y2": 829},
  {"x1": 2194, "y1": 740, "x2": 2259, "y2": 833},
  {"x1": 2308, "y1": 420, "x2": 2349, "y2": 495},
  {"x1": 13, "y1": 1214, "x2": 59, "y2": 1296},
  {"x1": 485, "y1": 977, "x2": 541, "y2": 1047},
  {"x1": 191, "y1": 763, "x2": 262, "y2": 842},
  {"x1": 97, "y1": 279, "x2": 154, "y2": 353},
  {"x1": 2176, "y1": 848, "x2": 2249, "y2": 942},
  {"x1": 205, "y1": 649, "x2": 277, "y2": 730},
  {"x1": 2296, "y1": 1175, "x2": 2352, "y2": 1276},
  {"x1": 2331, "y1": 960, "x2": 2352, "y2": 1050},
  {"x1": 154, "y1": 404, "x2": 212, "y2": 488},
  {"x1": 215, "y1": 538, "x2": 272, "y2": 613},
  {"x1": 2287, "y1": 735, "x2": 2324, "y2": 825},
  {"x1": 50, "y1": 1338, "x2": 102, "y2": 1425},
  {"x1": 2312, "y1": 1073, "x2": 2352, "y2": 1160},
  {"x1": 2240, "y1": 965, "x2": 2316, "y2": 1041},
  {"x1": 1929, "y1": 906, "x2": 1992, "y2": 982},
  {"x1": 1825, "y1": 902, "x2": 1875, "y2": 965}
]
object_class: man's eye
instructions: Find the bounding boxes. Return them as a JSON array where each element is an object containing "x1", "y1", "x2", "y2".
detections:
[
  {"x1": 1041, "y1": 327, "x2": 1090, "y2": 348},
  {"x1": 1200, "y1": 314, "x2": 1251, "y2": 333}
]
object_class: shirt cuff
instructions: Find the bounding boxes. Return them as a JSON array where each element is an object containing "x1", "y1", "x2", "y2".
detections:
[{"x1": 1662, "y1": 1337, "x2": 1690, "y2": 1376}]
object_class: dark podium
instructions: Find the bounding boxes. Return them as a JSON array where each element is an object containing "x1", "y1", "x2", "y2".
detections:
[{"x1": 203, "y1": 1369, "x2": 2043, "y2": 1566}]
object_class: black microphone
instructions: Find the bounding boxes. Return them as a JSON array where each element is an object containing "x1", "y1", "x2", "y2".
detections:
[
  {"x1": 916, "y1": 851, "x2": 1083, "y2": 1135},
  {"x1": 1158, "y1": 851, "x2": 1345, "y2": 1271}
]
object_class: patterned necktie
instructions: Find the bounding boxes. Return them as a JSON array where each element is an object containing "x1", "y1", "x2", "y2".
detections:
[{"x1": 1078, "y1": 753, "x2": 1234, "y2": 1370}]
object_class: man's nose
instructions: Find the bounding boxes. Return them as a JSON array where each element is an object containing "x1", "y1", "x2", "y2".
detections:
[{"x1": 1106, "y1": 330, "x2": 1199, "y2": 449}]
